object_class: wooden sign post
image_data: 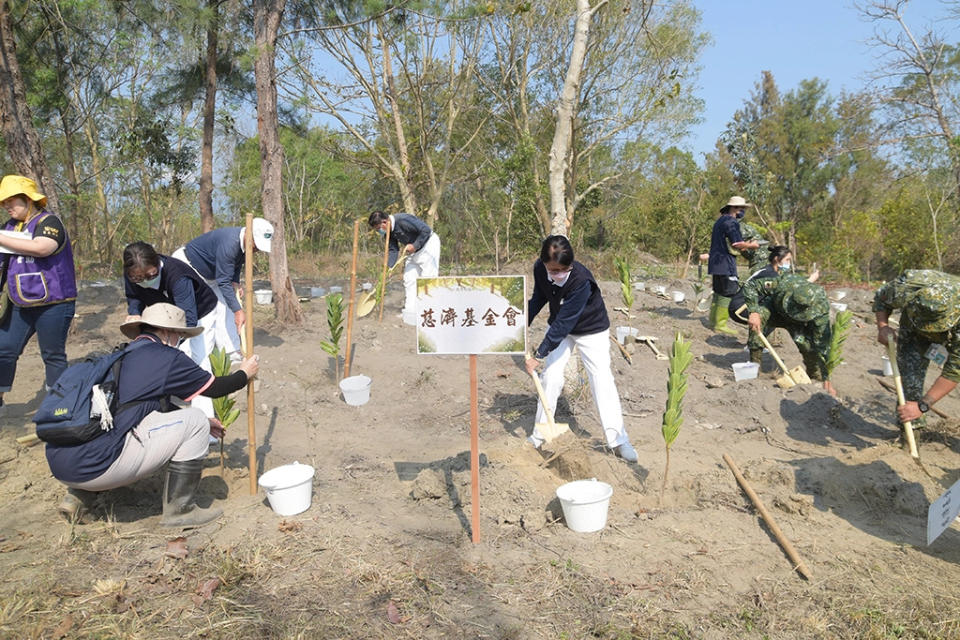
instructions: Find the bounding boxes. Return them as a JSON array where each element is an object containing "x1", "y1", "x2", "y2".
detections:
[
  {"x1": 416, "y1": 275, "x2": 527, "y2": 543},
  {"x1": 244, "y1": 211, "x2": 257, "y2": 495},
  {"x1": 344, "y1": 219, "x2": 360, "y2": 378},
  {"x1": 378, "y1": 220, "x2": 391, "y2": 323}
]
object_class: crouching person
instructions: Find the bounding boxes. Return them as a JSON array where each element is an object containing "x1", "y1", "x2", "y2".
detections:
[{"x1": 46, "y1": 303, "x2": 259, "y2": 527}]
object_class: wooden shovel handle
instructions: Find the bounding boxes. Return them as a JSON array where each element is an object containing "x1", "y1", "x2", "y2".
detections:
[
  {"x1": 756, "y1": 332, "x2": 796, "y2": 383},
  {"x1": 885, "y1": 341, "x2": 920, "y2": 459},
  {"x1": 529, "y1": 371, "x2": 557, "y2": 428}
]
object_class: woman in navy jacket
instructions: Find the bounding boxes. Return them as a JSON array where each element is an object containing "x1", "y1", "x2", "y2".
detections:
[{"x1": 524, "y1": 236, "x2": 637, "y2": 462}]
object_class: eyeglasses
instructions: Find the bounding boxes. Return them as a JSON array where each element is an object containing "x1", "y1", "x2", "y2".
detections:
[{"x1": 128, "y1": 269, "x2": 159, "y2": 283}]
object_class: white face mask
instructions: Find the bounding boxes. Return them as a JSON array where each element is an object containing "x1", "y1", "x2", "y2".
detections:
[{"x1": 549, "y1": 271, "x2": 570, "y2": 286}]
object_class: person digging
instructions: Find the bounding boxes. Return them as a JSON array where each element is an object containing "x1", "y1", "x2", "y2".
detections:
[{"x1": 46, "y1": 303, "x2": 259, "y2": 527}]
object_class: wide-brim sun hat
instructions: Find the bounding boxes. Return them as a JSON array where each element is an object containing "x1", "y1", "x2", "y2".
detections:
[
  {"x1": 240, "y1": 217, "x2": 274, "y2": 253},
  {"x1": 0, "y1": 175, "x2": 47, "y2": 208},
  {"x1": 720, "y1": 195, "x2": 752, "y2": 213},
  {"x1": 778, "y1": 275, "x2": 829, "y2": 323},
  {"x1": 120, "y1": 302, "x2": 204, "y2": 340},
  {"x1": 907, "y1": 284, "x2": 960, "y2": 333}
]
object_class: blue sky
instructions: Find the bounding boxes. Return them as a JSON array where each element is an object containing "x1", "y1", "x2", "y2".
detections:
[{"x1": 686, "y1": 0, "x2": 950, "y2": 160}]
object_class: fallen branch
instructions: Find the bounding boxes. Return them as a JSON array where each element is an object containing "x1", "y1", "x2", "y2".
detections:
[
  {"x1": 609, "y1": 335, "x2": 632, "y2": 364},
  {"x1": 723, "y1": 453, "x2": 812, "y2": 580}
]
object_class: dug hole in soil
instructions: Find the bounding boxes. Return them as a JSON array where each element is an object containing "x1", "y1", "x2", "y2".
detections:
[{"x1": 1, "y1": 275, "x2": 959, "y2": 638}]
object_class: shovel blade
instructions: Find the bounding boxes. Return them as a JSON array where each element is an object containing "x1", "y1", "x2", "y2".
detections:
[
  {"x1": 536, "y1": 421, "x2": 570, "y2": 443},
  {"x1": 789, "y1": 366, "x2": 811, "y2": 384},
  {"x1": 775, "y1": 374, "x2": 797, "y2": 389}
]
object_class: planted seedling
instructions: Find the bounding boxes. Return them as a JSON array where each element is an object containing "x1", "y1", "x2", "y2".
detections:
[
  {"x1": 660, "y1": 332, "x2": 692, "y2": 506},
  {"x1": 826, "y1": 309, "x2": 853, "y2": 378},
  {"x1": 209, "y1": 346, "x2": 241, "y2": 468},
  {"x1": 320, "y1": 292, "x2": 345, "y2": 381},
  {"x1": 614, "y1": 256, "x2": 634, "y2": 311}
]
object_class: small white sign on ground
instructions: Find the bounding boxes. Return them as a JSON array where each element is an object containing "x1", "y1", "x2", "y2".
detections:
[
  {"x1": 927, "y1": 476, "x2": 960, "y2": 546},
  {"x1": 415, "y1": 276, "x2": 526, "y2": 355}
]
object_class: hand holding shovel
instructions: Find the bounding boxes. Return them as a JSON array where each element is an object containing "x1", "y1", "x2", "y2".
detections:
[
  {"x1": 885, "y1": 341, "x2": 920, "y2": 460},
  {"x1": 526, "y1": 357, "x2": 570, "y2": 444},
  {"x1": 756, "y1": 332, "x2": 811, "y2": 388}
]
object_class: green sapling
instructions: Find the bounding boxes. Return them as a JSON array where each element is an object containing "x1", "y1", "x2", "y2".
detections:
[
  {"x1": 320, "y1": 292, "x2": 345, "y2": 380},
  {"x1": 661, "y1": 332, "x2": 692, "y2": 505}
]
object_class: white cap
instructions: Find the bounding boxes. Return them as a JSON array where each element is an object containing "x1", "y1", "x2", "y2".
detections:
[{"x1": 241, "y1": 217, "x2": 274, "y2": 253}]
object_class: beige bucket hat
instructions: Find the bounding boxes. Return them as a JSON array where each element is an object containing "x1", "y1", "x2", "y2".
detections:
[
  {"x1": 120, "y1": 303, "x2": 204, "y2": 339},
  {"x1": 720, "y1": 195, "x2": 752, "y2": 213}
]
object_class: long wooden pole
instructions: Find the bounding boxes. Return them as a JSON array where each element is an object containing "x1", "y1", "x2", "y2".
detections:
[
  {"x1": 723, "y1": 453, "x2": 812, "y2": 580},
  {"x1": 886, "y1": 341, "x2": 920, "y2": 459},
  {"x1": 378, "y1": 219, "x2": 391, "y2": 323},
  {"x1": 344, "y1": 219, "x2": 360, "y2": 378},
  {"x1": 244, "y1": 211, "x2": 257, "y2": 495},
  {"x1": 470, "y1": 354, "x2": 480, "y2": 543}
]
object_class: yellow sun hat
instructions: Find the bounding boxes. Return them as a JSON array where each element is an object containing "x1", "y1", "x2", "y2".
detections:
[{"x1": 0, "y1": 175, "x2": 47, "y2": 208}]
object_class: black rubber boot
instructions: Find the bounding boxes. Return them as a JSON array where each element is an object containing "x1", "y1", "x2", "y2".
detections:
[
  {"x1": 161, "y1": 458, "x2": 222, "y2": 528},
  {"x1": 58, "y1": 488, "x2": 99, "y2": 522}
]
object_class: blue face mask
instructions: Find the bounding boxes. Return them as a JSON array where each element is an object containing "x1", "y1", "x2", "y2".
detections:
[
  {"x1": 736, "y1": 211, "x2": 745, "y2": 220},
  {"x1": 376, "y1": 228, "x2": 386, "y2": 237},
  {"x1": 779, "y1": 261, "x2": 792, "y2": 273},
  {"x1": 136, "y1": 273, "x2": 161, "y2": 289}
]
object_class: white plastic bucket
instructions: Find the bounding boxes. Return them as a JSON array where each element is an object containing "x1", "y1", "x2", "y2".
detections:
[
  {"x1": 834, "y1": 290, "x2": 847, "y2": 300},
  {"x1": 309, "y1": 286, "x2": 326, "y2": 298},
  {"x1": 831, "y1": 302, "x2": 848, "y2": 313},
  {"x1": 556, "y1": 479, "x2": 613, "y2": 533},
  {"x1": 339, "y1": 374, "x2": 371, "y2": 406},
  {"x1": 362, "y1": 282, "x2": 373, "y2": 291},
  {"x1": 633, "y1": 282, "x2": 645, "y2": 291},
  {"x1": 655, "y1": 285, "x2": 667, "y2": 296},
  {"x1": 732, "y1": 362, "x2": 760, "y2": 381},
  {"x1": 671, "y1": 290, "x2": 685, "y2": 303},
  {"x1": 254, "y1": 289, "x2": 273, "y2": 304},
  {"x1": 881, "y1": 356, "x2": 893, "y2": 376},
  {"x1": 615, "y1": 326, "x2": 639, "y2": 345},
  {"x1": 258, "y1": 461, "x2": 315, "y2": 516}
]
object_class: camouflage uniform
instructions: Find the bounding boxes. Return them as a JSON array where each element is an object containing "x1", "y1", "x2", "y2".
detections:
[
  {"x1": 872, "y1": 270, "x2": 960, "y2": 402},
  {"x1": 729, "y1": 220, "x2": 767, "y2": 274},
  {"x1": 744, "y1": 272, "x2": 832, "y2": 380}
]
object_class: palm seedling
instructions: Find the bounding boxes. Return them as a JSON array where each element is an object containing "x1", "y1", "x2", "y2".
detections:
[
  {"x1": 614, "y1": 256, "x2": 634, "y2": 310},
  {"x1": 660, "y1": 332, "x2": 692, "y2": 506},
  {"x1": 826, "y1": 309, "x2": 853, "y2": 378},
  {"x1": 209, "y1": 346, "x2": 241, "y2": 468},
  {"x1": 320, "y1": 292, "x2": 345, "y2": 380}
]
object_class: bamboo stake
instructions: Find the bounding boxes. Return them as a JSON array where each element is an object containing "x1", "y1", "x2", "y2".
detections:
[
  {"x1": 16, "y1": 433, "x2": 40, "y2": 447},
  {"x1": 723, "y1": 453, "x2": 813, "y2": 580},
  {"x1": 378, "y1": 218, "x2": 391, "y2": 323},
  {"x1": 244, "y1": 211, "x2": 257, "y2": 495},
  {"x1": 610, "y1": 334, "x2": 632, "y2": 364},
  {"x1": 470, "y1": 354, "x2": 480, "y2": 543},
  {"x1": 886, "y1": 341, "x2": 920, "y2": 460},
  {"x1": 344, "y1": 219, "x2": 360, "y2": 378}
]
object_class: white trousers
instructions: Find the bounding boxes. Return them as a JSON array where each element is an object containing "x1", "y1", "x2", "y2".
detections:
[
  {"x1": 67, "y1": 408, "x2": 210, "y2": 491},
  {"x1": 402, "y1": 233, "x2": 441, "y2": 314},
  {"x1": 532, "y1": 328, "x2": 628, "y2": 448}
]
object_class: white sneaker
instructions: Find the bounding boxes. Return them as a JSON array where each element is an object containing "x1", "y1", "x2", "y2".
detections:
[{"x1": 614, "y1": 442, "x2": 638, "y2": 463}]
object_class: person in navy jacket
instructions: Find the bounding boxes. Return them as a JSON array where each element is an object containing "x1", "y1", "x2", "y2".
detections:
[
  {"x1": 524, "y1": 235, "x2": 637, "y2": 462},
  {"x1": 368, "y1": 210, "x2": 441, "y2": 324}
]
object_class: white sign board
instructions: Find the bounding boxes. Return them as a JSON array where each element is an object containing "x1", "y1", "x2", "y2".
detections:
[
  {"x1": 416, "y1": 276, "x2": 526, "y2": 355},
  {"x1": 927, "y1": 476, "x2": 960, "y2": 546},
  {"x1": 0, "y1": 230, "x2": 31, "y2": 254}
]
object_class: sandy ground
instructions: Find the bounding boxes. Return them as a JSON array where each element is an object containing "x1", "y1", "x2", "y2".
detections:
[{"x1": 1, "y1": 272, "x2": 959, "y2": 639}]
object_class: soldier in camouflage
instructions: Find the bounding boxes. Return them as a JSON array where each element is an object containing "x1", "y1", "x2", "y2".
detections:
[
  {"x1": 873, "y1": 270, "x2": 960, "y2": 424},
  {"x1": 730, "y1": 218, "x2": 767, "y2": 275},
  {"x1": 741, "y1": 248, "x2": 836, "y2": 395}
]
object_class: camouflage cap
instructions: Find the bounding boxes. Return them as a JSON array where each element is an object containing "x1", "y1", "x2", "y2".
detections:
[
  {"x1": 776, "y1": 274, "x2": 829, "y2": 323},
  {"x1": 907, "y1": 281, "x2": 960, "y2": 333}
]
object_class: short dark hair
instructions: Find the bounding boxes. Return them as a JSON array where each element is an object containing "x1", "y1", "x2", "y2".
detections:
[
  {"x1": 368, "y1": 210, "x2": 389, "y2": 228},
  {"x1": 539, "y1": 235, "x2": 574, "y2": 267},
  {"x1": 767, "y1": 245, "x2": 791, "y2": 263},
  {"x1": 123, "y1": 241, "x2": 160, "y2": 274}
]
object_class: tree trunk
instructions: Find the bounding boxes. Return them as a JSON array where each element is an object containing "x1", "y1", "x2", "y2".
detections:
[
  {"x1": 0, "y1": 0, "x2": 60, "y2": 214},
  {"x1": 199, "y1": 0, "x2": 218, "y2": 233},
  {"x1": 378, "y1": 20, "x2": 417, "y2": 216},
  {"x1": 253, "y1": 0, "x2": 302, "y2": 324},
  {"x1": 547, "y1": 0, "x2": 605, "y2": 236}
]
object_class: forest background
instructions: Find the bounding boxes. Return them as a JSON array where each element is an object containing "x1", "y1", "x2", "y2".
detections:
[{"x1": 2, "y1": 0, "x2": 959, "y2": 323}]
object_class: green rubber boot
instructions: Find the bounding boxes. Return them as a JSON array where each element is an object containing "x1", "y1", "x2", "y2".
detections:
[
  {"x1": 749, "y1": 348, "x2": 763, "y2": 365},
  {"x1": 712, "y1": 295, "x2": 738, "y2": 336}
]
